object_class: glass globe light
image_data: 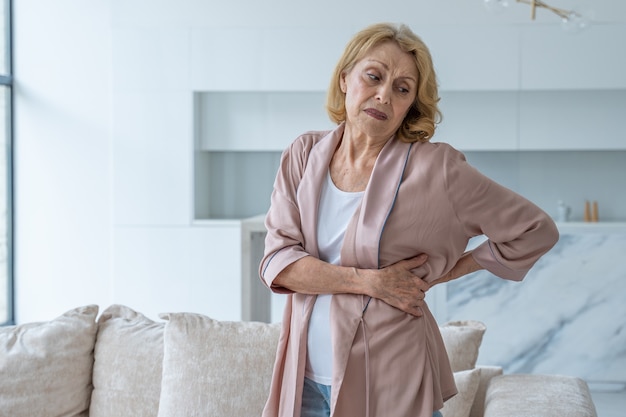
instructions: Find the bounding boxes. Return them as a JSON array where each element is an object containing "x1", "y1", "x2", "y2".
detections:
[
  {"x1": 561, "y1": 11, "x2": 590, "y2": 33},
  {"x1": 484, "y1": 0, "x2": 510, "y2": 15}
]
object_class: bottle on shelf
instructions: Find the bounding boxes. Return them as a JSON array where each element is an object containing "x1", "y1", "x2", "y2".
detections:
[
  {"x1": 584, "y1": 200, "x2": 599, "y2": 223},
  {"x1": 557, "y1": 200, "x2": 571, "y2": 222}
]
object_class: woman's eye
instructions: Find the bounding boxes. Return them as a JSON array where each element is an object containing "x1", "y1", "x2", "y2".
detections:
[
  {"x1": 367, "y1": 73, "x2": 380, "y2": 81},
  {"x1": 398, "y1": 87, "x2": 410, "y2": 94}
]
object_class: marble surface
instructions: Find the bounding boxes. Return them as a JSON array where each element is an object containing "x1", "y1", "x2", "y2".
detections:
[{"x1": 444, "y1": 225, "x2": 626, "y2": 384}]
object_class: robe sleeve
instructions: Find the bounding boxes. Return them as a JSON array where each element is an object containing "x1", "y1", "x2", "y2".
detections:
[
  {"x1": 441, "y1": 145, "x2": 559, "y2": 281},
  {"x1": 259, "y1": 136, "x2": 313, "y2": 293}
]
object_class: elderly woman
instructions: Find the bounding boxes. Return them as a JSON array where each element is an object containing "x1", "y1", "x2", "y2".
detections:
[{"x1": 259, "y1": 22, "x2": 558, "y2": 417}]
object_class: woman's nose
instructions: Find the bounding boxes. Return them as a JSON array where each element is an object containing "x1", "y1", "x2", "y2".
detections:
[{"x1": 376, "y1": 83, "x2": 392, "y2": 104}]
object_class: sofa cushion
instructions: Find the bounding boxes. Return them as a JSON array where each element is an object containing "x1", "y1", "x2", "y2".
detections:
[
  {"x1": 0, "y1": 305, "x2": 98, "y2": 417},
  {"x1": 484, "y1": 374, "x2": 598, "y2": 417},
  {"x1": 440, "y1": 320, "x2": 487, "y2": 372},
  {"x1": 90, "y1": 304, "x2": 165, "y2": 417},
  {"x1": 157, "y1": 312, "x2": 281, "y2": 417},
  {"x1": 441, "y1": 368, "x2": 482, "y2": 417}
]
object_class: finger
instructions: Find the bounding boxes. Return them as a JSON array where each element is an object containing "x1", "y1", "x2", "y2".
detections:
[
  {"x1": 418, "y1": 281, "x2": 430, "y2": 293},
  {"x1": 413, "y1": 253, "x2": 428, "y2": 264},
  {"x1": 404, "y1": 253, "x2": 428, "y2": 268},
  {"x1": 409, "y1": 305, "x2": 424, "y2": 317}
]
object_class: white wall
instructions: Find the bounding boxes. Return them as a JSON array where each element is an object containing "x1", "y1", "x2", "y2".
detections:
[
  {"x1": 14, "y1": 1, "x2": 112, "y2": 323},
  {"x1": 13, "y1": 0, "x2": 626, "y2": 323}
]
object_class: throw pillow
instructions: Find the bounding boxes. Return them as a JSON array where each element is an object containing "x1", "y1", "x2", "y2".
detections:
[
  {"x1": 439, "y1": 320, "x2": 486, "y2": 372},
  {"x1": 441, "y1": 368, "x2": 482, "y2": 417},
  {"x1": 89, "y1": 304, "x2": 165, "y2": 417},
  {"x1": 0, "y1": 305, "x2": 99, "y2": 417},
  {"x1": 469, "y1": 365, "x2": 503, "y2": 417},
  {"x1": 157, "y1": 312, "x2": 281, "y2": 417}
]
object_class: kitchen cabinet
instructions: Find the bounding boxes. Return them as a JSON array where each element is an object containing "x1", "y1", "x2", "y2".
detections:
[
  {"x1": 188, "y1": 24, "x2": 626, "y2": 93},
  {"x1": 423, "y1": 23, "x2": 626, "y2": 92},
  {"x1": 518, "y1": 90, "x2": 626, "y2": 150},
  {"x1": 190, "y1": 27, "x2": 352, "y2": 92},
  {"x1": 420, "y1": 25, "x2": 521, "y2": 91},
  {"x1": 437, "y1": 91, "x2": 518, "y2": 150},
  {"x1": 521, "y1": 24, "x2": 626, "y2": 90}
]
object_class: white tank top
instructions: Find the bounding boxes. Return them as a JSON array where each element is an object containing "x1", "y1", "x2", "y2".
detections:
[{"x1": 305, "y1": 170, "x2": 364, "y2": 385}]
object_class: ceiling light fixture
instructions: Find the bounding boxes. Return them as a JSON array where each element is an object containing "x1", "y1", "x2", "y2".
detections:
[{"x1": 484, "y1": 0, "x2": 590, "y2": 32}]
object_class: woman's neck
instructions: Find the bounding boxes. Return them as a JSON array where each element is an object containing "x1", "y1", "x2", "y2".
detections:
[{"x1": 329, "y1": 130, "x2": 390, "y2": 192}]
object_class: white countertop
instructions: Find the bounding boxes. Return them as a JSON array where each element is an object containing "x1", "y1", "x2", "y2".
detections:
[
  {"x1": 556, "y1": 222, "x2": 626, "y2": 233},
  {"x1": 196, "y1": 215, "x2": 626, "y2": 234}
]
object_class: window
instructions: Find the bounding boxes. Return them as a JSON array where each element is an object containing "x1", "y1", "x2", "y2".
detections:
[{"x1": 0, "y1": 0, "x2": 12, "y2": 325}]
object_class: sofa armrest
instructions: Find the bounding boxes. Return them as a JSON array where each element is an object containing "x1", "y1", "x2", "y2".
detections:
[{"x1": 484, "y1": 374, "x2": 598, "y2": 417}]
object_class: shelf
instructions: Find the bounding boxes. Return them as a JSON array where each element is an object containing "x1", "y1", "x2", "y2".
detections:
[
  {"x1": 193, "y1": 150, "x2": 281, "y2": 220},
  {"x1": 195, "y1": 91, "x2": 332, "y2": 152},
  {"x1": 192, "y1": 91, "x2": 332, "y2": 220}
]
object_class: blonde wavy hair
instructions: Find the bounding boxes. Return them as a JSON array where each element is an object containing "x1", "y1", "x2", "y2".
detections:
[{"x1": 326, "y1": 23, "x2": 442, "y2": 143}]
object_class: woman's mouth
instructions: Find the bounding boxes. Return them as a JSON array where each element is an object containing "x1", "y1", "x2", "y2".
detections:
[{"x1": 364, "y1": 108, "x2": 388, "y2": 120}]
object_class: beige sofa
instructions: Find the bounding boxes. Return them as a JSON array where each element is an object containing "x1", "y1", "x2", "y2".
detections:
[{"x1": 0, "y1": 304, "x2": 598, "y2": 417}]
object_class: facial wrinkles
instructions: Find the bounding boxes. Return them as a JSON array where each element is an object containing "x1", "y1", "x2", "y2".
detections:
[
  {"x1": 355, "y1": 47, "x2": 416, "y2": 129},
  {"x1": 367, "y1": 58, "x2": 417, "y2": 91}
]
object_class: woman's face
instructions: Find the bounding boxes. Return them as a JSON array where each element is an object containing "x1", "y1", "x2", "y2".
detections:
[{"x1": 340, "y1": 41, "x2": 418, "y2": 142}]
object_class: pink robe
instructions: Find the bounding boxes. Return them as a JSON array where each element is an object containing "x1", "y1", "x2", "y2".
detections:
[{"x1": 260, "y1": 123, "x2": 559, "y2": 417}]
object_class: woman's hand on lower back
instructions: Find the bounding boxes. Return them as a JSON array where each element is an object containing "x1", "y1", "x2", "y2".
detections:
[{"x1": 428, "y1": 251, "x2": 483, "y2": 289}]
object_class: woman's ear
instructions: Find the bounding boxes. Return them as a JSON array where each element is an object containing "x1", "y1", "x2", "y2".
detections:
[{"x1": 339, "y1": 71, "x2": 347, "y2": 93}]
